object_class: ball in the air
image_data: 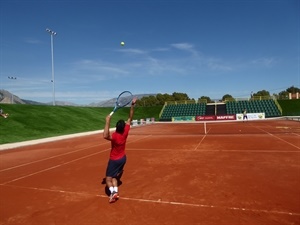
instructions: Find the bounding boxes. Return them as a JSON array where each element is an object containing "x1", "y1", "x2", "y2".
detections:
[{"x1": 120, "y1": 41, "x2": 125, "y2": 46}]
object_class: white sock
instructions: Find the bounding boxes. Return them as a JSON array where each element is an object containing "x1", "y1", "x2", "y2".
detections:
[
  {"x1": 113, "y1": 187, "x2": 118, "y2": 193},
  {"x1": 109, "y1": 187, "x2": 114, "y2": 194}
]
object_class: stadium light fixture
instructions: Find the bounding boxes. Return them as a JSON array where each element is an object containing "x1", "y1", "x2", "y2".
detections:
[
  {"x1": 8, "y1": 76, "x2": 17, "y2": 104},
  {"x1": 46, "y1": 28, "x2": 57, "y2": 106}
]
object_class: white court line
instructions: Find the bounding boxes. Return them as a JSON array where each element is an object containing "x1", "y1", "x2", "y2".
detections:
[
  {"x1": 1, "y1": 128, "x2": 299, "y2": 217},
  {"x1": 0, "y1": 150, "x2": 106, "y2": 185},
  {"x1": 0, "y1": 126, "x2": 151, "y2": 151},
  {"x1": 1, "y1": 184, "x2": 299, "y2": 217},
  {"x1": 127, "y1": 148, "x2": 300, "y2": 153},
  {"x1": 0, "y1": 135, "x2": 149, "y2": 173},
  {"x1": 253, "y1": 126, "x2": 300, "y2": 150},
  {"x1": 194, "y1": 134, "x2": 207, "y2": 150},
  {"x1": 0, "y1": 130, "x2": 103, "y2": 151},
  {"x1": 0, "y1": 143, "x2": 104, "y2": 172},
  {"x1": 130, "y1": 134, "x2": 153, "y2": 141},
  {"x1": 0, "y1": 135, "x2": 151, "y2": 185}
]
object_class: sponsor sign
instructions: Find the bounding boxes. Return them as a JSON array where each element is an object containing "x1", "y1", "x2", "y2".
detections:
[
  {"x1": 172, "y1": 116, "x2": 195, "y2": 122},
  {"x1": 195, "y1": 115, "x2": 216, "y2": 121},
  {"x1": 195, "y1": 115, "x2": 236, "y2": 121},
  {"x1": 216, "y1": 115, "x2": 236, "y2": 120},
  {"x1": 140, "y1": 119, "x2": 146, "y2": 125},
  {"x1": 236, "y1": 112, "x2": 265, "y2": 121},
  {"x1": 132, "y1": 119, "x2": 138, "y2": 126}
]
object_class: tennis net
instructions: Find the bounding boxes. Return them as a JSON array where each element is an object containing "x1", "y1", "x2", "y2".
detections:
[{"x1": 129, "y1": 118, "x2": 300, "y2": 136}]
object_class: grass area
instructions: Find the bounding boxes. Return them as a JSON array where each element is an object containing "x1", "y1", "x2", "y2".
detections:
[
  {"x1": 0, "y1": 104, "x2": 162, "y2": 145},
  {"x1": 1, "y1": 100, "x2": 299, "y2": 145},
  {"x1": 277, "y1": 99, "x2": 300, "y2": 116}
]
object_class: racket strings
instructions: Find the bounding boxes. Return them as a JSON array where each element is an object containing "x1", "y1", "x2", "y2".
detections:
[{"x1": 117, "y1": 92, "x2": 133, "y2": 107}]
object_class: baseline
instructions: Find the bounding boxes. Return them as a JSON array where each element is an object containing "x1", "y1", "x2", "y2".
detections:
[{"x1": 2, "y1": 184, "x2": 299, "y2": 217}]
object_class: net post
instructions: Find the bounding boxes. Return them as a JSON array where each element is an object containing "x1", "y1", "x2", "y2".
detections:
[{"x1": 204, "y1": 122, "x2": 207, "y2": 134}]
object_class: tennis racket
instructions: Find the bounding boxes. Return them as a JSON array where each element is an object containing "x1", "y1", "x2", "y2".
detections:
[{"x1": 109, "y1": 91, "x2": 133, "y2": 116}]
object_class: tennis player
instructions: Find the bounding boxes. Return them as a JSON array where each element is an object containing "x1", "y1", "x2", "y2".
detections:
[
  {"x1": 103, "y1": 97, "x2": 137, "y2": 203},
  {"x1": 243, "y1": 109, "x2": 248, "y2": 121}
]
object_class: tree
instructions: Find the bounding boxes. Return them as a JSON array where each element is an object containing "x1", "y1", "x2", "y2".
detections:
[
  {"x1": 136, "y1": 96, "x2": 159, "y2": 106},
  {"x1": 132, "y1": 86, "x2": 300, "y2": 106},
  {"x1": 278, "y1": 90, "x2": 289, "y2": 99},
  {"x1": 198, "y1": 96, "x2": 212, "y2": 103},
  {"x1": 172, "y1": 92, "x2": 190, "y2": 101},
  {"x1": 222, "y1": 94, "x2": 235, "y2": 101},
  {"x1": 286, "y1": 86, "x2": 300, "y2": 93},
  {"x1": 278, "y1": 86, "x2": 300, "y2": 99},
  {"x1": 161, "y1": 93, "x2": 175, "y2": 102},
  {"x1": 253, "y1": 90, "x2": 270, "y2": 97},
  {"x1": 156, "y1": 93, "x2": 166, "y2": 105}
]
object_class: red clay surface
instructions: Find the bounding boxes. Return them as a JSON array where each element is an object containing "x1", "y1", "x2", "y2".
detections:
[{"x1": 0, "y1": 120, "x2": 299, "y2": 225}]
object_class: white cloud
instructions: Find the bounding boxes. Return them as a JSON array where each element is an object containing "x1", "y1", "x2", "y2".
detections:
[
  {"x1": 170, "y1": 43, "x2": 199, "y2": 56},
  {"x1": 205, "y1": 58, "x2": 233, "y2": 71},
  {"x1": 171, "y1": 43, "x2": 194, "y2": 51},
  {"x1": 115, "y1": 48, "x2": 147, "y2": 54},
  {"x1": 152, "y1": 47, "x2": 170, "y2": 52},
  {"x1": 72, "y1": 59, "x2": 129, "y2": 76},
  {"x1": 251, "y1": 57, "x2": 277, "y2": 67},
  {"x1": 24, "y1": 38, "x2": 43, "y2": 44}
]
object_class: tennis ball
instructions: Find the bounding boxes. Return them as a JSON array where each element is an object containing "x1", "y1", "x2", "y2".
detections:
[{"x1": 121, "y1": 41, "x2": 125, "y2": 46}]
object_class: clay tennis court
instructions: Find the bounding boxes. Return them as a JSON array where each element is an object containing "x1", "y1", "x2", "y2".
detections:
[{"x1": 1, "y1": 119, "x2": 299, "y2": 225}]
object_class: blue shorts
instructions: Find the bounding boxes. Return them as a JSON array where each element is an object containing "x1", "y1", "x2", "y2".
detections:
[{"x1": 106, "y1": 155, "x2": 127, "y2": 178}]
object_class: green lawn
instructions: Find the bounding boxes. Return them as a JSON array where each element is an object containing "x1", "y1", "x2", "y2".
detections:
[
  {"x1": 277, "y1": 99, "x2": 300, "y2": 116},
  {"x1": 0, "y1": 104, "x2": 162, "y2": 145},
  {"x1": 1, "y1": 99, "x2": 299, "y2": 145}
]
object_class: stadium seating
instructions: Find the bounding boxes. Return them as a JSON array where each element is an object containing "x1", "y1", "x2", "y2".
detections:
[
  {"x1": 160, "y1": 103, "x2": 206, "y2": 120},
  {"x1": 226, "y1": 99, "x2": 281, "y2": 117},
  {"x1": 159, "y1": 99, "x2": 281, "y2": 121}
]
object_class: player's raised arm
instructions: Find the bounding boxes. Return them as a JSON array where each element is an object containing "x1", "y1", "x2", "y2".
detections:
[
  {"x1": 126, "y1": 97, "x2": 137, "y2": 124},
  {"x1": 103, "y1": 115, "x2": 112, "y2": 140}
]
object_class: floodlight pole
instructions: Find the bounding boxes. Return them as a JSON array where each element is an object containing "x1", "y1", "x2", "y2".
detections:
[
  {"x1": 46, "y1": 28, "x2": 57, "y2": 106},
  {"x1": 8, "y1": 76, "x2": 17, "y2": 104}
]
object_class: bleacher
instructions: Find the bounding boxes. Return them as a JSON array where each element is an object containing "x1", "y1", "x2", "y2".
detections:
[
  {"x1": 159, "y1": 99, "x2": 282, "y2": 121},
  {"x1": 160, "y1": 103, "x2": 206, "y2": 121},
  {"x1": 226, "y1": 99, "x2": 281, "y2": 117}
]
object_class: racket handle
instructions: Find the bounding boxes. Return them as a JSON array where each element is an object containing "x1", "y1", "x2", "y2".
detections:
[{"x1": 109, "y1": 111, "x2": 114, "y2": 116}]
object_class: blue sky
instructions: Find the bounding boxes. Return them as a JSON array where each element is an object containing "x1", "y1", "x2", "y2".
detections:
[{"x1": 0, "y1": 0, "x2": 299, "y2": 105}]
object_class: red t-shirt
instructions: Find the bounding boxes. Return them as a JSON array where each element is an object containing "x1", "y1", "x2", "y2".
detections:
[{"x1": 110, "y1": 124, "x2": 130, "y2": 160}]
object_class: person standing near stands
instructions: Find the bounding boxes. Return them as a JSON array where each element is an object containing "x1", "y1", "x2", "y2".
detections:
[{"x1": 243, "y1": 109, "x2": 248, "y2": 121}]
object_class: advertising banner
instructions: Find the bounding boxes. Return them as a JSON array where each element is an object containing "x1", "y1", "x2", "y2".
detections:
[
  {"x1": 236, "y1": 112, "x2": 265, "y2": 121},
  {"x1": 216, "y1": 115, "x2": 236, "y2": 120},
  {"x1": 172, "y1": 116, "x2": 195, "y2": 122},
  {"x1": 195, "y1": 115, "x2": 216, "y2": 121},
  {"x1": 132, "y1": 120, "x2": 138, "y2": 126},
  {"x1": 195, "y1": 115, "x2": 236, "y2": 121}
]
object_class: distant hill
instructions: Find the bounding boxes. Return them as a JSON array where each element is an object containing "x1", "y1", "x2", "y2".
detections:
[
  {"x1": 0, "y1": 89, "x2": 156, "y2": 107},
  {"x1": 22, "y1": 99, "x2": 47, "y2": 105},
  {"x1": 89, "y1": 94, "x2": 157, "y2": 107},
  {"x1": 0, "y1": 89, "x2": 50, "y2": 105},
  {"x1": 0, "y1": 89, "x2": 26, "y2": 104}
]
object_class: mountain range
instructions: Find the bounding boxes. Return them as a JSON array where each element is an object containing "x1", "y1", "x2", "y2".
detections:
[{"x1": 0, "y1": 89, "x2": 155, "y2": 107}]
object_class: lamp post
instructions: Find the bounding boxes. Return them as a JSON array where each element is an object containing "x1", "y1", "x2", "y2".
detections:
[
  {"x1": 46, "y1": 28, "x2": 57, "y2": 106},
  {"x1": 8, "y1": 76, "x2": 17, "y2": 104}
]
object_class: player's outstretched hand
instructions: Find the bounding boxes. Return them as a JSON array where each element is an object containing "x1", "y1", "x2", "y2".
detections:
[
  {"x1": 106, "y1": 115, "x2": 112, "y2": 121},
  {"x1": 132, "y1": 97, "x2": 137, "y2": 105}
]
